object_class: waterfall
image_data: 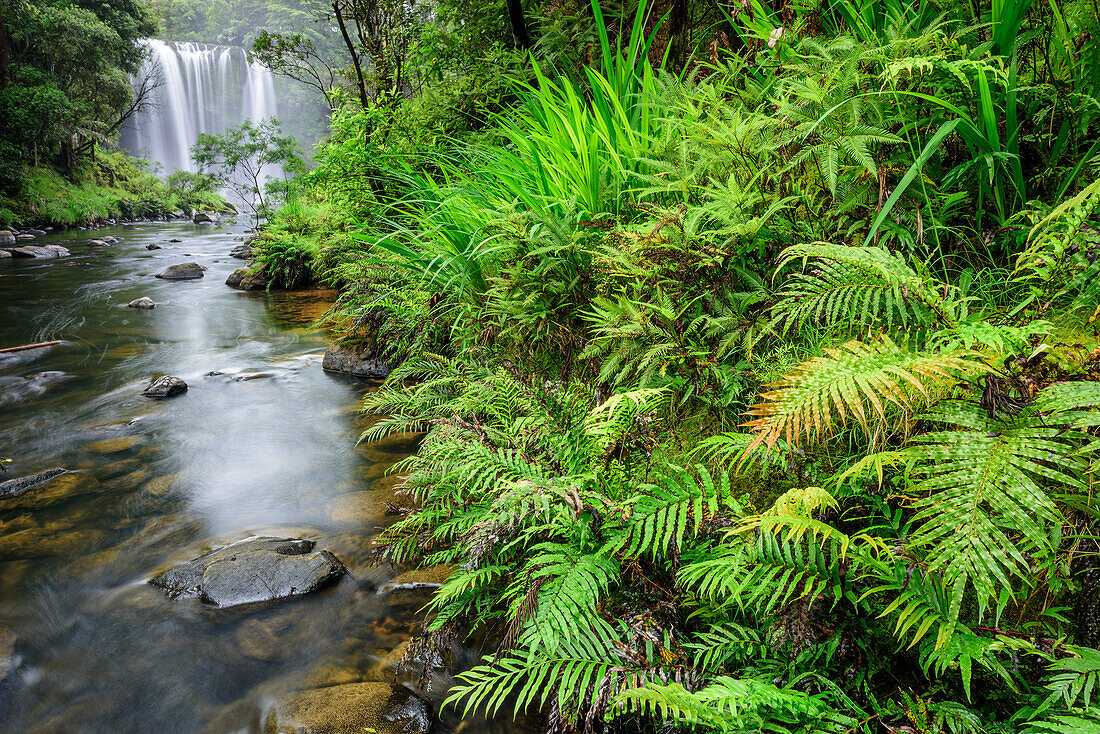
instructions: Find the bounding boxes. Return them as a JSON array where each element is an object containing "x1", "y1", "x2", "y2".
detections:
[{"x1": 120, "y1": 39, "x2": 279, "y2": 174}]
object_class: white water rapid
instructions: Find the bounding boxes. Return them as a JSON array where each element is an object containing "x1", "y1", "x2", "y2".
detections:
[{"x1": 120, "y1": 39, "x2": 279, "y2": 173}]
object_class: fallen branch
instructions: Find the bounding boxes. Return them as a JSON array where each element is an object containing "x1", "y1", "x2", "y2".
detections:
[{"x1": 0, "y1": 340, "x2": 62, "y2": 354}]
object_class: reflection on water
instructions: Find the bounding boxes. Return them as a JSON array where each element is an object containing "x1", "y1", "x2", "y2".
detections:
[{"x1": 0, "y1": 223, "x2": 497, "y2": 733}]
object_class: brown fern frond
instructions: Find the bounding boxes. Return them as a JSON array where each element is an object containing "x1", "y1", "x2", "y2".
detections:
[{"x1": 741, "y1": 334, "x2": 987, "y2": 452}]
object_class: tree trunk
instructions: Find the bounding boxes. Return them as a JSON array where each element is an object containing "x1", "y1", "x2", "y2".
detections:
[
  {"x1": 506, "y1": 0, "x2": 531, "y2": 49},
  {"x1": 332, "y1": 1, "x2": 370, "y2": 110},
  {"x1": 669, "y1": 0, "x2": 690, "y2": 69}
]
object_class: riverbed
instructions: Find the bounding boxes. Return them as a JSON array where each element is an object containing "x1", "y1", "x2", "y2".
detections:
[{"x1": 0, "y1": 221, "x2": 490, "y2": 733}]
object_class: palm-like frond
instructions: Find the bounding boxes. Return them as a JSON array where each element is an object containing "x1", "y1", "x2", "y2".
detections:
[{"x1": 741, "y1": 334, "x2": 985, "y2": 452}]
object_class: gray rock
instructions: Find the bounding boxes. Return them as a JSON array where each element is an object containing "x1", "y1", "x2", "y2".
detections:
[
  {"x1": 10, "y1": 245, "x2": 67, "y2": 258},
  {"x1": 149, "y1": 536, "x2": 346, "y2": 608},
  {"x1": 0, "y1": 468, "x2": 67, "y2": 501},
  {"x1": 322, "y1": 341, "x2": 400, "y2": 379},
  {"x1": 229, "y1": 244, "x2": 253, "y2": 259},
  {"x1": 225, "y1": 267, "x2": 268, "y2": 290},
  {"x1": 100, "y1": 236, "x2": 119, "y2": 244},
  {"x1": 15, "y1": 234, "x2": 34, "y2": 241},
  {"x1": 26, "y1": 229, "x2": 46, "y2": 235},
  {"x1": 88, "y1": 239, "x2": 110, "y2": 247},
  {"x1": 0, "y1": 250, "x2": 11, "y2": 259},
  {"x1": 168, "y1": 238, "x2": 182, "y2": 243},
  {"x1": 1, "y1": 625, "x2": 21, "y2": 693},
  {"x1": 193, "y1": 212, "x2": 219, "y2": 224},
  {"x1": 155, "y1": 262, "x2": 204, "y2": 280},
  {"x1": 0, "y1": 231, "x2": 13, "y2": 245},
  {"x1": 128, "y1": 297, "x2": 156, "y2": 309},
  {"x1": 146, "y1": 243, "x2": 162, "y2": 250},
  {"x1": 143, "y1": 375, "x2": 187, "y2": 398}
]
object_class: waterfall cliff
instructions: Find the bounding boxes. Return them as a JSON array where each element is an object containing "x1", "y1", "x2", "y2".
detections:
[{"x1": 120, "y1": 39, "x2": 279, "y2": 174}]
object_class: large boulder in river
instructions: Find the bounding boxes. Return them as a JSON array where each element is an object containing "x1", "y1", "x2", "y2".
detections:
[
  {"x1": 264, "y1": 682, "x2": 432, "y2": 734},
  {"x1": 322, "y1": 340, "x2": 400, "y2": 379},
  {"x1": 10, "y1": 245, "x2": 68, "y2": 258},
  {"x1": 229, "y1": 244, "x2": 254, "y2": 259},
  {"x1": 0, "y1": 230, "x2": 15, "y2": 245},
  {"x1": 150, "y1": 536, "x2": 346, "y2": 608},
  {"x1": 155, "y1": 262, "x2": 204, "y2": 279},
  {"x1": 143, "y1": 375, "x2": 187, "y2": 398},
  {"x1": 128, "y1": 297, "x2": 156, "y2": 309},
  {"x1": 193, "y1": 212, "x2": 219, "y2": 224},
  {"x1": 226, "y1": 267, "x2": 269, "y2": 291}
]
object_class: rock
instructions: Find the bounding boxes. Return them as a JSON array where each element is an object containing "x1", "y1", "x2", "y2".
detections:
[
  {"x1": 149, "y1": 536, "x2": 346, "y2": 608},
  {"x1": 128, "y1": 297, "x2": 156, "y2": 309},
  {"x1": 101, "y1": 236, "x2": 119, "y2": 244},
  {"x1": 0, "y1": 230, "x2": 13, "y2": 245},
  {"x1": 26, "y1": 229, "x2": 46, "y2": 235},
  {"x1": 87, "y1": 239, "x2": 111, "y2": 247},
  {"x1": 168, "y1": 238, "x2": 182, "y2": 243},
  {"x1": 226, "y1": 267, "x2": 269, "y2": 291},
  {"x1": 143, "y1": 375, "x2": 187, "y2": 398},
  {"x1": 377, "y1": 566, "x2": 453, "y2": 595},
  {"x1": 0, "y1": 625, "x2": 20, "y2": 691},
  {"x1": 145, "y1": 243, "x2": 162, "y2": 250},
  {"x1": 0, "y1": 468, "x2": 67, "y2": 501},
  {"x1": 264, "y1": 683, "x2": 432, "y2": 734},
  {"x1": 87, "y1": 435, "x2": 142, "y2": 453},
  {"x1": 0, "y1": 471, "x2": 97, "y2": 509},
  {"x1": 322, "y1": 341, "x2": 400, "y2": 379},
  {"x1": 0, "y1": 250, "x2": 11, "y2": 259},
  {"x1": 193, "y1": 212, "x2": 219, "y2": 224},
  {"x1": 229, "y1": 244, "x2": 254, "y2": 259},
  {"x1": 155, "y1": 262, "x2": 204, "y2": 279},
  {"x1": 10, "y1": 245, "x2": 68, "y2": 258},
  {"x1": 15, "y1": 234, "x2": 34, "y2": 240}
]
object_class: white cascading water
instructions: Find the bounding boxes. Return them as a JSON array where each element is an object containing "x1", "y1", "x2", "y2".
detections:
[{"x1": 121, "y1": 39, "x2": 279, "y2": 174}]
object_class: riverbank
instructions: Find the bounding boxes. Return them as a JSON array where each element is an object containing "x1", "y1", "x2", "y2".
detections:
[{"x1": 0, "y1": 151, "x2": 231, "y2": 230}]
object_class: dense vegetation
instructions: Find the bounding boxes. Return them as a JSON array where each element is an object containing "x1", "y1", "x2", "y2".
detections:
[{"x1": 251, "y1": 0, "x2": 1100, "y2": 731}]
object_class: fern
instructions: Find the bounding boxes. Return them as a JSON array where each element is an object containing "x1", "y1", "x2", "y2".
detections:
[{"x1": 741, "y1": 334, "x2": 985, "y2": 452}]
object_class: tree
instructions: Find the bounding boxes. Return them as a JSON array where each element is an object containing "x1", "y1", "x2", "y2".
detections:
[
  {"x1": 191, "y1": 118, "x2": 303, "y2": 223},
  {"x1": 250, "y1": 30, "x2": 340, "y2": 112}
]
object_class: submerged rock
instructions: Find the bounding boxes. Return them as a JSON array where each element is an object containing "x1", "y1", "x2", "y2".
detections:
[
  {"x1": 229, "y1": 244, "x2": 254, "y2": 259},
  {"x1": 264, "y1": 682, "x2": 433, "y2": 734},
  {"x1": 87, "y1": 239, "x2": 111, "y2": 248},
  {"x1": 0, "y1": 468, "x2": 67, "y2": 501},
  {"x1": 0, "y1": 250, "x2": 11, "y2": 259},
  {"x1": 143, "y1": 375, "x2": 187, "y2": 398},
  {"x1": 322, "y1": 341, "x2": 399, "y2": 379},
  {"x1": 155, "y1": 262, "x2": 204, "y2": 280},
  {"x1": 0, "y1": 625, "x2": 20, "y2": 694},
  {"x1": 145, "y1": 243, "x2": 162, "y2": 250},
  {"x1": 128, "y1": 297, "x2": 156, "y2": 309},
  {"x1": 149, "y1": 536, "x2": 346, "y2": 608}
]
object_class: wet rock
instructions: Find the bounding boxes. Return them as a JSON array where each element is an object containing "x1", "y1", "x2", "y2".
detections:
[
  {"x1": 149, "y1": 536, "x2": 346, "y2": 608},
  {"x1": 88, "y1": 435, "x2": 142, "y2": 453},
  {"x1": 0, "y1": 467, "x2": 67, "y2": 501},
  {"x1": 168, "y1": 238, "x2": 182, "y2": 243},
  {"x1": 101, "y1": 236, "x2": 118, "y2": 244},
  {"x1": 155, "y1": 262, "x2": 204, "y2": 280},
  {"x1": 0, "y1": 625, "x2": 21, "y2": 692},
  {"x1": 0, "y1": 471, "x2": 98, "y2": 510},
  {"x1": 229, "y1": 244, "x2": 254, "y2": 259},
  {"x1": 143, "y1": 375, "x2": 187, "y2": 398},
  {"x1": 128, "y1": 296, "x2": 156, "y2": 309},
  {"x1": 145, "y1": 243, "x2": 162, "y2": 250},
  {"x1": 88, "y1": 239, "x2": 111, "y2": 247},
  {"x1": 15, "y1": 234, "x2": 34, "y2": 241},
  {"x1": 0, "y1": 230, "x2": 13, "y2": 245},
  {"x1": 377, "y1": 566, "x2": 453, "y2": 596},
  {"x1": 322, "y1": 340, "x2": 399, "y2": 379},
  {"x1": 226, "y1": 267, "x2": 269, "y2": 290},
  {"x1": 10, "y1": 245, "x2": 68, "y2": 258},
  {"x1": 0, "y1": 250, "x2": 11, "y2": 259},
  {"x1": 25, "y1": 229, "x2": 46, "y2": 235},
  {"x1": 264, "y1": 682, "x2": 432, "y2": 734},
  {"x1": 193, "y1": 212, "x2": 219, "y2": 224}
]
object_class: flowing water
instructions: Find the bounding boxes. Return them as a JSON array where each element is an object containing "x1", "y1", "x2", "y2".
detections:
[
  {"x1": 0, "y1": 223, "x2": 498, "y2": 733},
  {"x1": 120, "y1": 40, "x2": 279, "y2": 173}
]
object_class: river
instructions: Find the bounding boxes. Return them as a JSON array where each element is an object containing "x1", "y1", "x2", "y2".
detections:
[{"x1": 0, "y1": 221, "x2": 487, "y2": 733}]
